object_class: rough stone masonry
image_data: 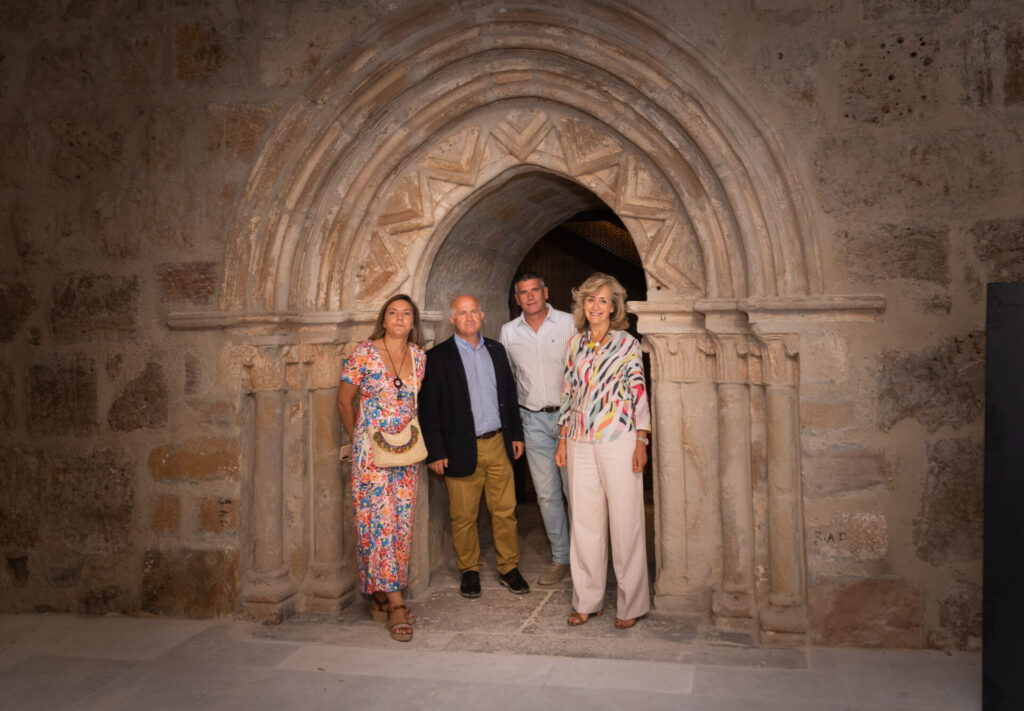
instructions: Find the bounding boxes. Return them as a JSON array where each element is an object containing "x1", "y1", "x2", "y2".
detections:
[{"x1": 1, "y1": 0, "x2": 1019, "y2": 650}]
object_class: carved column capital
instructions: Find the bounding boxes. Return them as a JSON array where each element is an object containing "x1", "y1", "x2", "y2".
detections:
[
  {"x1": 707, "y1": 332, "x2": 750, "y2": 384},
  {"x1": 241, "y1": 345, "x2": 288, "y2": 392},
  {"x1": 300, "y1": 342, "x2": 353, "y2": 390},
  {"x1": 753, "y1": 332, "x2": 800, "y2": 386},
  {"x1": 643, "y1": 333, "x2": 715, "y2": 383}
]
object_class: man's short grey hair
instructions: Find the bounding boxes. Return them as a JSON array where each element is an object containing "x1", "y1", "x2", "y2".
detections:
[{"x1": 513, "y1": 271, "x2": 546, "y2": 289}]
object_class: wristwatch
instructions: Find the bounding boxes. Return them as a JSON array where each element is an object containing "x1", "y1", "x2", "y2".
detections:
[{"x1": 636, "y1": 432, "x2": 649, "y2": 445}]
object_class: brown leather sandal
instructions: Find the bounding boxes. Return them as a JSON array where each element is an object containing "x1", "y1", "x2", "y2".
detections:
[
  {"x1": 370, "y1": 594, "x2": 415, "y2": 624},
  {"x1": 567, "y1": 609, "x2": 604, "y2": 626},
  {"x1": 386, "y1": 604, "x2": 413, "y2": 642},
  {"x1": 615, "y1": 615, "x2": 642, "y2": 629}
]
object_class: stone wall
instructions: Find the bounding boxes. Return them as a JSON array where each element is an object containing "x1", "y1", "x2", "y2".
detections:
[{"x1": 1, "y1": 0, "x2": 1018, "y2": 648}]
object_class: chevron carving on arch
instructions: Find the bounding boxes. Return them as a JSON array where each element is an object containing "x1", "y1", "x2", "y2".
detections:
[{"x1": 353, "y1": 108, "x2": 702, "y2": 301}]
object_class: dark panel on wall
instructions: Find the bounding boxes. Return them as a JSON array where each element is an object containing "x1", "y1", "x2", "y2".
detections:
[{"x1": 984, "y1": 282, "x2": 1024, "y2": 711}]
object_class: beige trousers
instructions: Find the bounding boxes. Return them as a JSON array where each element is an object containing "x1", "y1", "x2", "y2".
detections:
[
  {"x1": 444, "y1": 433, "x2": 520, "y2": 575},
  {"x1": 567, "y1": 432, "x2": 651, "y2": 620}
]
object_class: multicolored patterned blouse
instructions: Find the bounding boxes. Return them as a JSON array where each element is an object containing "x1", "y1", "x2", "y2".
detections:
[{"x1": 558, "y1": 330, "x2": 651, "y2": 442}]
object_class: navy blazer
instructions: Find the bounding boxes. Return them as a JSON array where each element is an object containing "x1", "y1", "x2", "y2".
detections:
[{"x1": 419, "y1": 335, "x2": 524, "y2": 478}]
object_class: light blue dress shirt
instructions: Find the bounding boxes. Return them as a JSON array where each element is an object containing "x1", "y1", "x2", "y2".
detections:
[{"x1": 454, "y1": 334, "x2": 502, "y2": 436}]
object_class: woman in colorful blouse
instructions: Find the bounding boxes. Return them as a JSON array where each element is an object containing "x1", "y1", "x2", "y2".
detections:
[
  {"x1": 337, "y1": 294, "x2": 425, "y2": 642},
  {"x1": 554, "y1": 273, "x2": 651, "y2": 629}
]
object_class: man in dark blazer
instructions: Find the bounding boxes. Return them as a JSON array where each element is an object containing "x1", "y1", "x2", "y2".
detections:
[{"x1": 420, "y1": 294, "x2": 530, "y2": 598}]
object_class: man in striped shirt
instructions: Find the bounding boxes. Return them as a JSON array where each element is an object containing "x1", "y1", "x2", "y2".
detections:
[{"x1": 500, "y1": 272, "x2": 577, "y2": 586}]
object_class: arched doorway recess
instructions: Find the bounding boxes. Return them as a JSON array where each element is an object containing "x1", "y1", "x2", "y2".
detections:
[{"x1": 168, "y1": 1, "x2": 884, "y2": 639}]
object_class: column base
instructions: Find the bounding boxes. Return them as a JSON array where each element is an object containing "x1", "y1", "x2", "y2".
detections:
[
  {"x1": 712, "y1": 589, "x2": 755, "y2": 619},
  {"x1": 760, "y1": 603, "x2": 808, "y2": 634},
  {"x1": 242, "y1": 566, "x2": 298, "y2": 624},
  {"x1": 653, "y1": 589, "x2": 713, "y2": 615},
  {"x1": 302, "y1": 563, "x2": 357, "y2": 614}
]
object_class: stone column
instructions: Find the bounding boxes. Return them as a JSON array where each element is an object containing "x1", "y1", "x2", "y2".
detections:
[
  {"x1": 241, "y1": 345, "x2": 299, "y2": 622},
  {"x1": 707, "y1": 321, "x2": 756, "y2": 626},
  {"x1": 302, "y1": 343, "x2": 358, "y2": 613},
  {"x1": 755, "y1": 332, "x2": 808, "y2": 636},
  {"x1": 644, "y1": 335, "x2": 687, "y2": 600},
  {"x1": 644, "y1": 331, "x2": 717, "y2": 612}
]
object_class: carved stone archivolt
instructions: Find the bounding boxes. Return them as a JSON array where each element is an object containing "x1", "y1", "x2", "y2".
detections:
[
  {"x1": 219, "y1": 1, "x2": 821, "y2": 317},
  {"x1": 172, "y1": 1, "x2": 887, "y2": 634}
]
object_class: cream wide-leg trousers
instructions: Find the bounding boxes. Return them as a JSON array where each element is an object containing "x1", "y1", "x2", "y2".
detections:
[{"x1": 566, "y1": 432, "x2": 651, "y2": 621}]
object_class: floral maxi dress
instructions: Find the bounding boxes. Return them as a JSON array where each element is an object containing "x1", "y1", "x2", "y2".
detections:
[{"x1": 340, "y1": 340, "x2": 425, "y2": 594}]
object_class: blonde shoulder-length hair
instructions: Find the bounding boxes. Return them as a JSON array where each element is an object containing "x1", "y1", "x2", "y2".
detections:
[{"x1": 570, "y1": 272, "x2": 630, "y2": 332}]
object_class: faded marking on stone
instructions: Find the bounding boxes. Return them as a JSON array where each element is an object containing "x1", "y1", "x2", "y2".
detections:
[{"x1": 811, "y1": 512, "x2": 888, "y2": 560}]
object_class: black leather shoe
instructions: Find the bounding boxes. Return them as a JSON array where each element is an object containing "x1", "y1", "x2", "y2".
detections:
[
  {"x1": 498, "y1": 567, "x2": 530, "y2": 594},
  {"x1": 460, "y1": 570, "x2": 481, "y2": 598}
]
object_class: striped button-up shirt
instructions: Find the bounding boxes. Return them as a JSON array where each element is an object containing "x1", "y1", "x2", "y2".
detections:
[{"x1": 500, "y1": 306, "x2": 577, "y2": 411}]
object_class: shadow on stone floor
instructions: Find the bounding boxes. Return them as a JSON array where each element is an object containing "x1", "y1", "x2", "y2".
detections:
[{"x1": 250, "y1": 505, "x2": 807, "y2": 669}]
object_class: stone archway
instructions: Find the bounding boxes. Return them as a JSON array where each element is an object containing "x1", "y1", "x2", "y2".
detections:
[{"x1": 169, "y1": 0, "x2": 883, "y2": 638}]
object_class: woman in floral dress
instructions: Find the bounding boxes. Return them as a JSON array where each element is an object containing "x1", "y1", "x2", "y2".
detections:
[{"x1": 337, "y1": 294, "x2": 425, "y2": 642}]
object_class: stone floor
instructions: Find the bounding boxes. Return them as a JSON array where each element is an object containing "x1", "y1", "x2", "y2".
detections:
[{"x1": 0, "y1": 508, "x2": 981, "y2": 710}]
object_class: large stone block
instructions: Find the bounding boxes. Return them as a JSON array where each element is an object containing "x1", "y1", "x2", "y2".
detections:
[
  {"x1": 151, "y1": 495, "x2": 180, "y2": 534},
  {"x1": 27, "y1": 353, "x2": 97, "y2": 435},
  {"x1": 28, "y1": 37, "x2": 96, "y2": 97},
  {"x1": 207, "y1": 103, "x2": 279, "y2": 160},
  {"x1": 877, "y1": 331, "x2": 984, "y2": 432},
  {"x1": 836, "y1": 31, "x2": 940, "y2": 123},
  {"x1": 50, "y1": 273, "x2": 138, "y2": 340},
  {"x1": 809, "y1": 577, "x2": 922, "y2": 647},
  {"x1": 959, "y1": 22, "x2": 1024, "y2": 107},
  {"x1": 937, "y1": 579, "x2": 982, "y2": 651},
  {"x1": 175, "y1": 22, "x2": 226, "y2": 82},
  {"x1": 837, "y1": 224, "x2": 949, "y2": 285},
  {"x1": 1006, "y1": 21, "x2": 1024, "y2": 105},
  {"x1": 5, "y1": 556, "x2": 28, "y2": 587},
  {"x1": 0, "y1": 357, "x2": 14, "y2": 429},
  {"x1": 971, "y1": 217, "x2": 1024, "y2": 283},
  {"x1": 0, "y1": 446, "x2": 43, "y2": 550},
  {"x1": 0, "y1": 446, "x2": 133, "y2": 556},
  {"x1": 148, "y1": 437, "x2": 239, "y2": 481},
  {"x1": 108, "y1": 362, "x2": 169, "y2": 431},
  {"x1": 198, "y1": 497, "x2": 238, "y2": 535},
  {"x1": 49, "y1": 110, "x2": 125, "y2": 184},
  {"x1": 78, "y1": 585, "x2": 127, "y2": 615},
  {"x1": 257, "y1": 7, "x2": 365, "y2": 88},
  {"x1": 157, "y1": 262, "x2": 217, "y2": 305},
  {"x1": 803, "y1": 443, "x2": 886, "y2": 498},
  {"x1": 186, "y1": 399, "x2": 238, "y2": 428},
  {"x1": 814, "y1": 129, "x2": 1002, "y2": 214},
  {"x1": 800, "y1": 396, "x2": 855, "y2": 432},
  {"x1": 140, "y1": 548, "x2": 238, "y2": 617},
  {"x1": 860, "y1": 0, "x2": 969, "y2": 20},
  {"x1": 0, "y1": 278, "x2": 35, "y2": 342},
  {"x1": 810, "y1": 511, "x2": 888, "y2": 561},
  {"x1": 0, "y1": 124, "x2": 30, "y2": 190},
  {"x1": 913, "y1": 437, "x2": 982, "y2": 565},
  {"x1": 754, "y1": 43, "x2": 819, "y2": 106}
]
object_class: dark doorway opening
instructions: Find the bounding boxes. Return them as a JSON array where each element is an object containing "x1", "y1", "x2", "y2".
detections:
[{"x1": 508, "y1": 208, "x2": 654, "y2": 568}]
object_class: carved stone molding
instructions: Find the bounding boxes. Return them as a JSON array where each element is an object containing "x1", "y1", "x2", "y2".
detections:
[
  {"x1": 241, "y1": 345, "x2": 287, "y2": 392},
  {"x1": 644, "y1": 333, "x2": 715, "y2": 383},
  {"x1": 300, "y1": 342, "x2": 353, "y2": 390},
  {"x1": 757, "y1": 333, "x2": 800, "y2": 386},
  {"x1": 708, "y1": 332, "x2": 750, "y2": 385}
]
